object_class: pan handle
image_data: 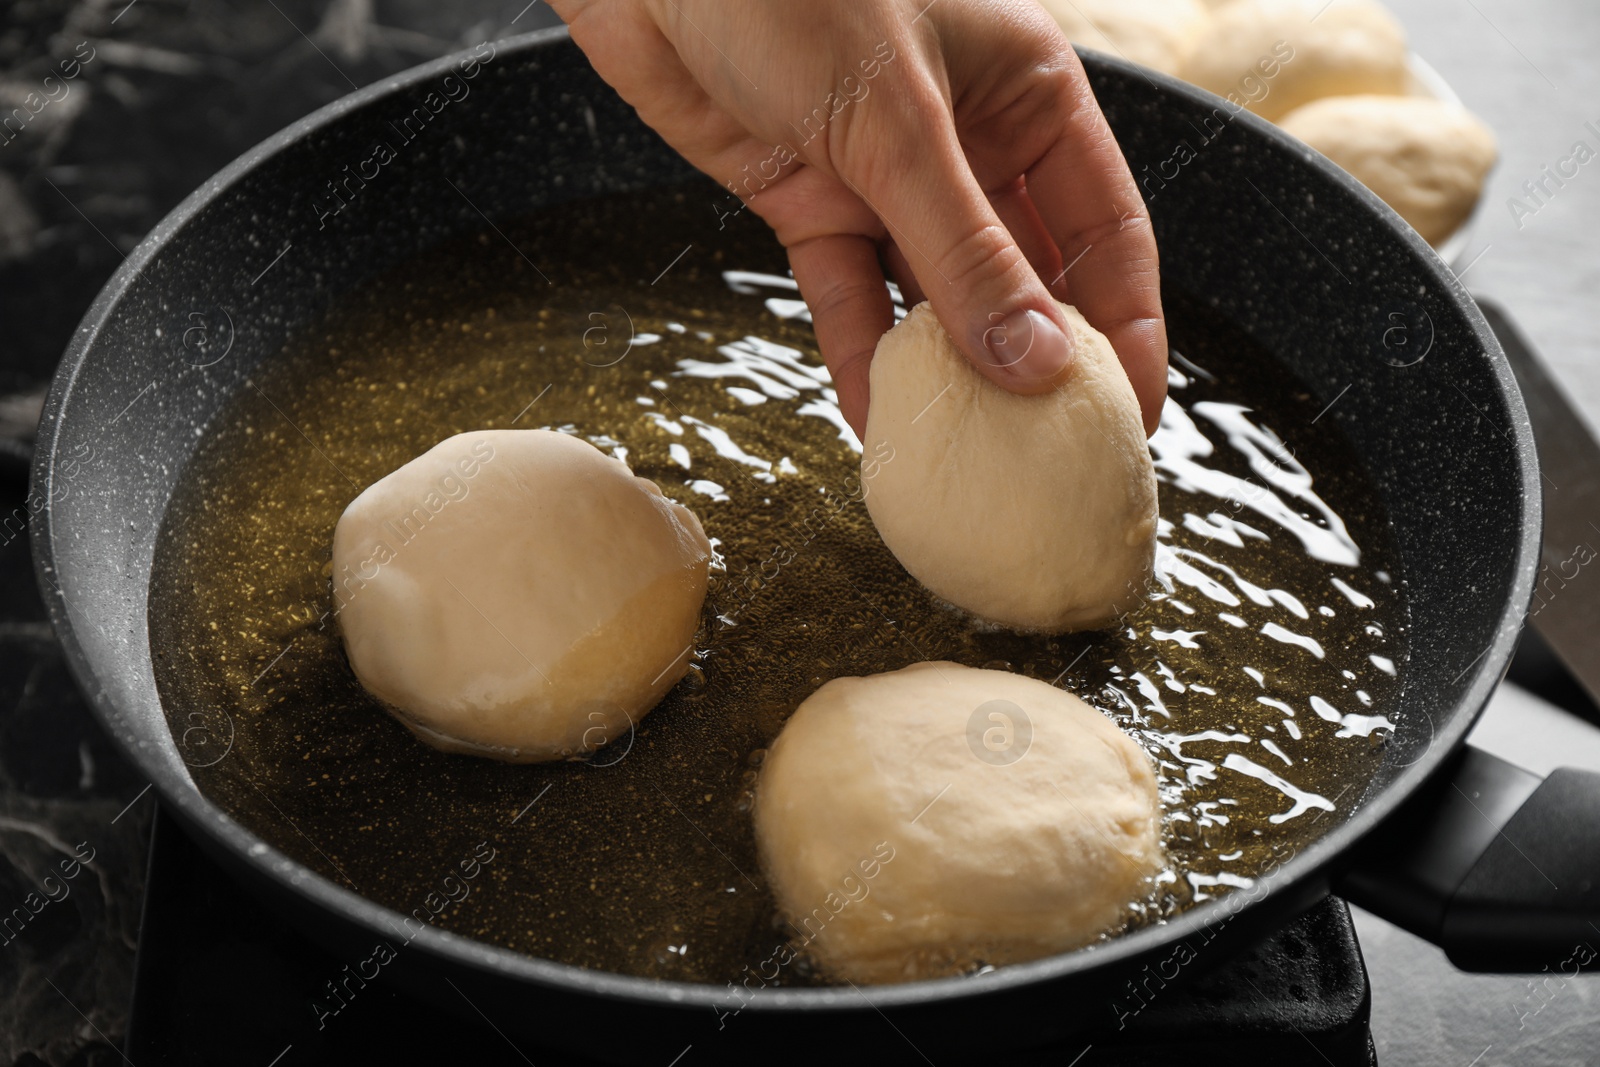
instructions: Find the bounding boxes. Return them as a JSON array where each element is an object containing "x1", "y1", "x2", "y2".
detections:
[{"x1": 1335, "y1": 745, "x2": 1600, "y2": 970}]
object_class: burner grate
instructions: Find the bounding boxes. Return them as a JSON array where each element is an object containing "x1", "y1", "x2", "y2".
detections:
[{"x1": 127, "y1": 807, "x2": 1374, "y2": 1066}]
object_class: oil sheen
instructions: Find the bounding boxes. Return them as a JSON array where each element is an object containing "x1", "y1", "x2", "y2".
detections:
[{"x1": 148, "y1": 184, "x2": 1409, "y2": 986}]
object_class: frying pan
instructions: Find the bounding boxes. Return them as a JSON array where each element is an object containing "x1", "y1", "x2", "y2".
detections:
[{"x1": 30, "y1": 27, "x2": 1596, "y2": 1064}]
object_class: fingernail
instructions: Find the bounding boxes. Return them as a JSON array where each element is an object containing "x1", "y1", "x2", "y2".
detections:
[{"x1": 980, "y1": 309, "x2": 1072, "y2": 384}]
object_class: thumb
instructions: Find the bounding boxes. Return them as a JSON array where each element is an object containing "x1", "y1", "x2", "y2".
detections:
[{"x1": 843, "y1": 103, "x2": 1071, "y2": 393}]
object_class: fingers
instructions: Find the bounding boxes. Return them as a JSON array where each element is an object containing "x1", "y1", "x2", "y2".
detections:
[
  {"x1": 880, "y1": 239, "x2": 925, "y2": 307},
  {"x1": 788, "y1": 233, "x2": 896, "y2": 438},
  {"x1": 556, "y1": 0, "x2": 764, "y2": 177},
  {"x1": 988, "y1": 178, "x2": 1066, "y2": 297},
  {"x1": 883, "y1": 181, "x2": 1060, "y2": 309},
  {"x1": 840, "y1": 83, "x2": 1074, "y2": 397},
  {"x1": 930, "y1": 0, "x2": 1168, "y2": 432},
  {"x1": 559, "y1": 0, "x2": 1167, "y2": 435},
  {"x1": 1024, "y1": 71, "x2": 1168, "y2": 434}
]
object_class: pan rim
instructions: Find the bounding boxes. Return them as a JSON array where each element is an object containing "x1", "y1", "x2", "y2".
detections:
[{"x1": 30, "y1": 28, "x2": 1543, "y2": 1014}]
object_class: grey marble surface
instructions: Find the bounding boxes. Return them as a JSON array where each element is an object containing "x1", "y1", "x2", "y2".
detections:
[
  {"x1": 1353, "y1": 3, "x2": 1600, "y2": 1065},
  {"x1": 1385, "y1": 0, "x2": 1600, "y2": 436}
]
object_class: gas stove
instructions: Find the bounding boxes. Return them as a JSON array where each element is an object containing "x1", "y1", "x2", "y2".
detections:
[{"x1": 126, "y1": 807, "x2": 1377, "y2": 1066}]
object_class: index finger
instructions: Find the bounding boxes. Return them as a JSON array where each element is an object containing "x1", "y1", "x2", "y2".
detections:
[{"x1": 1025, "y1": 58, "x2": 1168, "y2": 435}]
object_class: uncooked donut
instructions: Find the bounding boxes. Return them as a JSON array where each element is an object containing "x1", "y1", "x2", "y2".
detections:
[
  {"x1": 754, "y1": 662, "x2": 1164, "y2": 984},
  {"x1": 1183, "y1": 0, "x2": 1409, "y2": 122},
  {"x1": 861, "y1": 301, "x2": 1157, "y2": 632},
  {"x1": 1038, "y1": 0, "x2": 1212, "y2": 78},
  {"x1": 332, "y1": 429, "x2": 710, "y2": 762},
  {"x1": 1278, "y1": 95, "x2": 1497, "y2": 245}
]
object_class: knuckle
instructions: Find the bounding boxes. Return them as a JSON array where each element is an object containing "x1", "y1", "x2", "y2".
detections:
[
  {"x1": 1091, "y1": 207, "x2": 1152, "y2": 245},
  {"x1": 934, "y1": 221, "x2": 1024, "y2": 293},
  {"x1": 1041, "y1": 57, "x2": 1094, "y2": 108},
  {"x1": 806, "y1": 273, "x2": 880, "y2": 323},
  {"x1": 1061, "y1": 209, "x2": 1155, "y2": 264},
  {"x1": 838, "y1": 77, "x2": 948, "y2": 186},
  {"x1": 830, "y1": 346, "x2": 875, "y2": 389}
]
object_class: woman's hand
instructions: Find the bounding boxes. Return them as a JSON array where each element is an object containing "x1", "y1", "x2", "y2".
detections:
[{"x1": 547, "y1": 0, "x2": 1167, "y2": 437}]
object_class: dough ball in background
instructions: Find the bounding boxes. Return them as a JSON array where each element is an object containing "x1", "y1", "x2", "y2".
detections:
[
  {"x1": 332, "y1": 429, "x2": 710, "y2": 762},
  {"x1": 1038, "y1": 0, "x2": 1212, "y2": 77},
  {"x1": 1278, "y1": 95, "x2": 1498, "y2": 245},
  {"x1": 1182, "y1": 0, "x2": 1409, "y2": 121},
  {"x1": 754, "y1": 662, "x2": 1164, "y2": 985},
  {"x1": 862, "y1": 302, "x2": 1158, "y2": 633}
]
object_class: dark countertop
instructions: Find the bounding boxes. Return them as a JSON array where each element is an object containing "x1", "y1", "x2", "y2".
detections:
[
  {"x1": 0, "y1": 2, "x2": 562, "y2": 1062},
  {"x1": 0, "y1": 0, "x2": 1596, "y2": 1063}
]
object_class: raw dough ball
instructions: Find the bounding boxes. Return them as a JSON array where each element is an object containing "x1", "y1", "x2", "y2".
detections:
[
  {"x1": 754, "y1": 662, "x2": 1163, "y2": 984},
  {"x1": 1183, "y1": 0, "x2": 1408, "y2": 122},
  {"x1": 1278, "y1": 94, "x2": 1497, "y2": 245},
  {"x1": 332, "y1": 429, "x2": 710, "y2": 762},
  {"x1": 862, "y1": 302, "x2": 1157, "y2": 632},
  {"x1": 1039, "y1": 0, "x2": 1212, "y2": 77}
]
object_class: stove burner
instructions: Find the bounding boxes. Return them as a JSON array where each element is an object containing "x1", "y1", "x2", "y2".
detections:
[{"x1": 127, "y1": 808, "x2": 1375, "y2": 1065}]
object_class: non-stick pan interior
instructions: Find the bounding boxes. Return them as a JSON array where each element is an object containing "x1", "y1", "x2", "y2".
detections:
[{"x1": 32, "y1": 26, "x2": 1537, "y2": 1037}]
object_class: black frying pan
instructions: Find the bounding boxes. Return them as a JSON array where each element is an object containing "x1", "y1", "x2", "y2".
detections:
[{"x1": 30, "y1": 28, "x2": 1593, "y2": 1064}]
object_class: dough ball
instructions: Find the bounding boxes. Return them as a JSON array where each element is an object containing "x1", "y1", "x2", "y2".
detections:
[
  {"x1": 1278, "y1": 94, "x2": 1497, "y2": 245},
  {"x1": 1039, "y1": 0, "x2": 1212, "y2": 77},
  {"x1": 1182, "y1": 0, "x2": 1408, "y2": 122},
  {"x1": 332, "y1": 429, "x2": 710, "y2": 762},
  {"x1": 754, "y1": 662, "x2": 1163, "y2": 984},
  {"x1": 862, "y1": 302, "x2": 1157, "y2": 632}
]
